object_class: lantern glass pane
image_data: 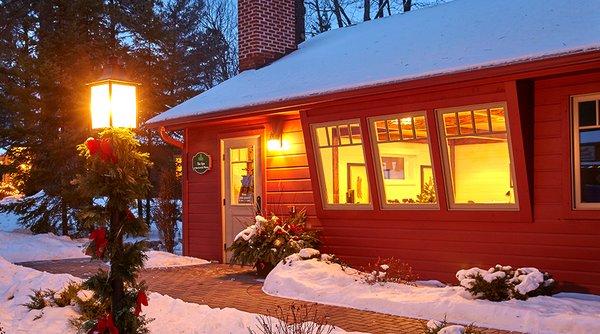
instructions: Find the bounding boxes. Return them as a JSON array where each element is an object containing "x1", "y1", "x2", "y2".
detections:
[
  {"x1": 90, "y1": 84, "x2": 110, "y2": 129},
  {"x1": 111, "y1": 83, "x2": 137, "y2": 128}
]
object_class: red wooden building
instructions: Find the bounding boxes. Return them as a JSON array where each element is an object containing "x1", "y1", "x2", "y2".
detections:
[{"x1": 147, "y1": 0, "x2": 600, "y2": 293}]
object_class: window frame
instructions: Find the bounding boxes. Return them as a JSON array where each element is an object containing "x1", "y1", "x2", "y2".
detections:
[
  {"x1": 310, "y1": 119, "x2": 373, "y2": 210},
  {"x1": 571, "y1": 93, "x2": 600, "y2": 210},
  {"x1": 368, "y1": 111, "x2": 440, "y2": 210},
  {"x1": 436, "y1": 102, "x2": 520, "y2": 211}
]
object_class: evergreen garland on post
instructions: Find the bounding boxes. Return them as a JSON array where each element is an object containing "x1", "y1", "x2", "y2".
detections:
[{"x1": 74, "y1": 128, "x2": 152, "y2": 333}]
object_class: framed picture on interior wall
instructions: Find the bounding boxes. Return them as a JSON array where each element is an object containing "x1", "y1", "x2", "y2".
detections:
[
  {"x1": 381, "y1": 156, "x2": 405, "y2": 179},
  {"x1": 420, "y1": 165, "x2": 433, "y2": 189},
  {"x1": 347, "y1": 163, "x2": 369, "y2": 203}
]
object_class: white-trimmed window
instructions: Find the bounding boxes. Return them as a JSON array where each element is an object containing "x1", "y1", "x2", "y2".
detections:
[
  {"x1": 369, "y1": 112, "x2": 438, "y2": 209},
  {"x1": 312, "y1": 120, "x2": 371, "y2": 208},
  {"x1": 572, "y1": 93, "x2": 600, "y2": 209},
  {"x1": 438, "y1": 103, "x2": 518, "y2": 209}
]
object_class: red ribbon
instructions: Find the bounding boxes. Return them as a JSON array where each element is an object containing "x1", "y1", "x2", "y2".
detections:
[
  {"x1": 85, "y1": 137, "x2": 117, "y2": 163},
  {"x1": 99, "y1": 139, "x2": 117, "y2": 163},
  {"x1": 89, "y1": 228, "x2": 107, "y2": 258},
  {"x1": 90, "y1": 313, "x2": 118, "y2": 334},
  {"x1": 134, "y1": 290, "x2": 148, "y2": 316},
  {"x1": 85, "y1": 137, "x2": 100, "y2": 155}
]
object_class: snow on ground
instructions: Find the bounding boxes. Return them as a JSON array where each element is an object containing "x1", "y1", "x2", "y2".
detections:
[
  {"x1": 0, "y1": 231, "x2": 88, "y2": 263},
  {"x1": 0, "y1": 256, "x2": 82, "y2": 333},
  {"x1": 144, "y1": 250, "x2": 209, "y2": 268},
  {"x1": 263, "y1": 257, "x2": 600, "y2": 334},
  {"x1": 0, "y1": 256, "x2": 358, "y2": 333},
  {"x1": 0, "y1": 230, "x2": 206, "y2": 269}
]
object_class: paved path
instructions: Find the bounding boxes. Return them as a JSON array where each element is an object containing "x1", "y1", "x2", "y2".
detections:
[{"x1": 19, "y1": 258, "x2": 519, "y2": 334}]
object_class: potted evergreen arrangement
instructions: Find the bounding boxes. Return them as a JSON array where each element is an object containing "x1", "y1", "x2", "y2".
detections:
[{"x1": 228, "y1": 209, "x2": 321, "y2": 276}]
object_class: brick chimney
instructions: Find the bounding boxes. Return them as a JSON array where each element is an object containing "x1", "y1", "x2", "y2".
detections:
[{"x1": 238, "y1": 0, "x2": 305, "y2": 72}]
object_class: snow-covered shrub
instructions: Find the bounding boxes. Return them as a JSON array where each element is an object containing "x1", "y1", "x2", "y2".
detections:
[
  {"x1": 228, "y1": 210, "x2": 321, "y2": 276},
  {"x1": 456, "y1": 265, "x2": 555, "y2": 301},
  {"x1": 361, "y1": 257, "x2": 417, "y2": 286},
  {"x1": 0, "y1": 322, "x2": 5, "y2": 334},
  {"x1": 511, "y1": 267, "x2": 556, "y2": 300},
  {"x1": 424, "y1": 318, "x2": 480, "y2": 334},
  {"x1": 249, "y1": 303, "x2": 334, "y2": 334}
]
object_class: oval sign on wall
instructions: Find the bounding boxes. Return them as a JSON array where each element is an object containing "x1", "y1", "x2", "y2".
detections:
[{"x1": 192, "y1": 152, "x2": 211, "y2": 175}]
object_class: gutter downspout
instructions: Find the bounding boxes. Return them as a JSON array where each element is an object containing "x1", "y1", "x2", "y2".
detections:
[{"x1": 159, "y1": 126, "x2": 184, "y2": 149}]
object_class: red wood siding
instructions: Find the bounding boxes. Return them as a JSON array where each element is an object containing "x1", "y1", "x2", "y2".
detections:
[
  {"x1": 183, "y1": 116, "x2": 319, "y2": 262},
  {"x1": 181, "y1": 66, "x2": 600, "y2": 293},
  {"x1": 265, "y1": 118, "x2": 320, "y2": 227},
  {"x1": 300, "y1": 72, "x2": 600, "y2": 293}
]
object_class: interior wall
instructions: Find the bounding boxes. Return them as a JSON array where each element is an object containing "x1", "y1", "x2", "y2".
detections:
[{"x1": 453, "y1": 142, "x2": 512, "y2": 204}]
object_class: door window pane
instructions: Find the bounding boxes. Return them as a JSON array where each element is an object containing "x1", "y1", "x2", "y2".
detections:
[
  {"x1": 230, "y1": 146, "x2": 254, "y2": 205},
  {"x1": 439, "y1": 105, "x2": 517, "y2": 206},
  {"x1": 574, "y1": 97, "x2": 600, "y2": 207},
  {"x1": 313, "y1": 121, "x2": 370, "y2": 206},
  {"x1": 371, "y1": 114, "x2": 437, "y2": 206}
]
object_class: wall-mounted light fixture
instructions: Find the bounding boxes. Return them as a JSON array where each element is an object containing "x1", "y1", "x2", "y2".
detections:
[{"x1": 267, "y1": 117, "x2": 290, "y2": 151}]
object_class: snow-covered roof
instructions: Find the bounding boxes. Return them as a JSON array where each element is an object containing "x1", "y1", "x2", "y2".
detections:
[{"x1": 147, "y1": 0, "x2": 600, "y2": 126}]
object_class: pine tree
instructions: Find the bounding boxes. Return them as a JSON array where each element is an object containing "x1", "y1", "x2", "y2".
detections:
[
  {"x1": 75, "y1": 128, "x2": 152, "y2": 333},
  {"x1": 153, "y1": 168, "x2": 181, "y2": 253}
]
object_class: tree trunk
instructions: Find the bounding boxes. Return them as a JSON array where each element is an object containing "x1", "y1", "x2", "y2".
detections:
[
  {"x1": 137, "y1": 199, "x2": 143, "y2": 220},
  {"x1": 332, "y1": 0, "x2": 344, "y2": 28},
  {"x1": 145, "y1": 196, "x2": 151, "y2": 226},
  {"x1": 403, "y1": 0, "x2": 412, "y2": 12},
  {"x1": 364, "y1": 0, "x2": 371, "y2": 21},
  {"x1": 60, "y1": 200, "x2": 69, "y2": 236},
  {"x1": 375, "y1": 0, "x2": 386, "y2": 18}
]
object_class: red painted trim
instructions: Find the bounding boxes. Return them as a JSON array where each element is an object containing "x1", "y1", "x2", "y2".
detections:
[
  {"x1": 150, "y1": 51, "x2": 600, "y2": 130},
  {"x1": 504, "y1": 81, "x2": 534, "y2": 222},
  {"x1": 159, "y1": 126, "x2": 184, "y2": 149},
  {"x1": 558, "y1": 78, "x2": 600, "y2": 220},
  {"x1": 182, "y1": 127, "x2": 190, "y2": 256}
]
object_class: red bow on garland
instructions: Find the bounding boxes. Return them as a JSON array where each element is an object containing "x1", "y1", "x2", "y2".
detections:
[
  {"x1": 85, "y1": 137, "x2": 117, "y2": 163},
  {"x1": 90, "y1": 313, "x2": 118, "y2": 334},
  {"x1": 89, "y1": 228, "x2": 108, "y2": 258},
  {"x1": 134, "y1": 290, "x2": 148, "y2": 316}
]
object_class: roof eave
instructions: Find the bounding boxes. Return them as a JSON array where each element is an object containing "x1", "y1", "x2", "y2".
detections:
[{"x1": 144, "y1": 49, "x2": 600, "y2": 130}]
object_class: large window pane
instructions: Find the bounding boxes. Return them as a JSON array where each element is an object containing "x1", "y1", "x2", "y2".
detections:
[
  {"x1": 314, "y1": 121, "x2": 370, "y2": 206},
  {"x1": 574, "y1": 97, "x2": 600, "y2": 208},
  {"x1": 439, "y1": 105, "x2": 516, "y2": 207},
  {"x1": 371, "y1": 114, "x2": 437, "y2": 207}
]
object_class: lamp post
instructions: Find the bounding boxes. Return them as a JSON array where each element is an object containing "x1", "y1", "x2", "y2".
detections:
[{"x1": 84, "y1": 59, "x2": 149, "y2": 331}]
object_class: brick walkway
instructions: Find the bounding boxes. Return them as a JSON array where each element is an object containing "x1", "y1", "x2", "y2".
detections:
[{"x1": 19, "y1": 259, "x2": 519, "y2": 334}]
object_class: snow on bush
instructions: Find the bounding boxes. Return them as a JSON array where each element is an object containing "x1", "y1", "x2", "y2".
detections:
[
  {"x1": 360, "y1": 257, "x2": 417, "y2": 286},
  {"x1": 264, "y1": 255, "x2": 600, "y2": 333},
  {"x1": 228, "y1": 211, "x2": 321, "y2": 275},
  {"x1": 456, "y1": 264, "x2": 555, "y2": 301}
]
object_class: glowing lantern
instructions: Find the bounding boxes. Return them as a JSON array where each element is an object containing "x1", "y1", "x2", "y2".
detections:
[{"x1": 88, "y1": 59, "x2": 140, "y2": 129}]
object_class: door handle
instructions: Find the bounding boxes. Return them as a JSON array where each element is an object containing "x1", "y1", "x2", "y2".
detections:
[{"x1": 256, "y1": 196, "x2": 262, "y2": 215}]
